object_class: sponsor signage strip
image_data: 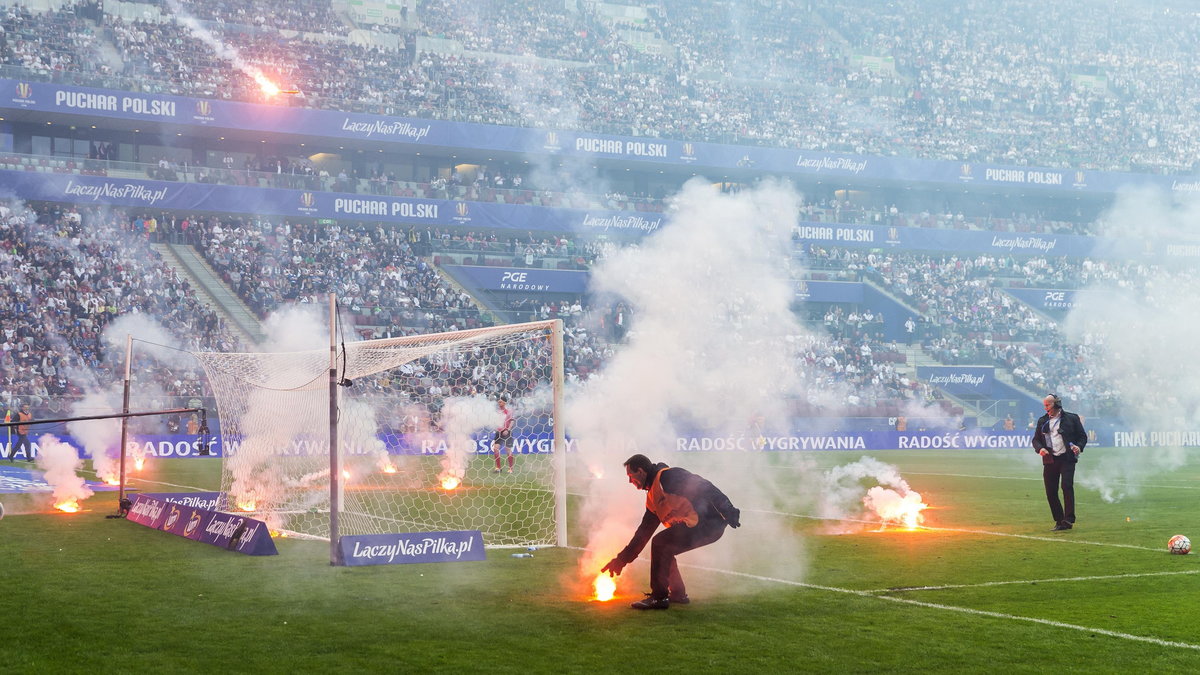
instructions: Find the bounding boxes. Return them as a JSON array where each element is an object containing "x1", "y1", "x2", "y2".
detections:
[
  {"x1": 0, "y1": 169, "x2": 663, "y2": 237},
  {"x1": 917, "y1": 366, "x2": 995, "y2": 395},
  {"x1": 5, "y1": 78, "x2": 1194, "y2": 196},
  {"x1": 2, "y1": 168, "x2": 1174, "y2": 259},
  {"x1": 28, "y1": 428, "x2": 1186, "y2": 458},
  {"x1": 444, "y1": 265, "x2": 588, "y2": 293},
  {"x1": 126, "y1": 493, "x2": 277, "y2": 556},
  {"x1": 142, "y1": 491, "x2": 222, "y2": 511},
  {"x1": 339, "y1": 531, "x2": 486, "y2": 566}
]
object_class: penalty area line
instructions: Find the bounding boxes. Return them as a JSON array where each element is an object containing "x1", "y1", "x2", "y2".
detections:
[
  {"x1": 757, "y1": 509, "x2": 1163, "y2": 552},
  {"x1": 684, "y1": 564, "x2": 1200, "y2": 652},
  {"x1": 861, "y1": 568, "x2": 1200, "y2": 594},
  {"x1": 906, "y1": 471, "x2": 1200, "y2": 491}
]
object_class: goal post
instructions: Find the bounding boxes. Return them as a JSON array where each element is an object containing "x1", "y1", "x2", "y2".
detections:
[{"x1": 192, "y1": 314, "x2": 567, "y2": 561}]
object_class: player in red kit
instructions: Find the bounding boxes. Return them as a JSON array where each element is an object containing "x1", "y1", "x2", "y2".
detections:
[{"x1": 492, "y1": 396, "x2": 515, "y2": 474}]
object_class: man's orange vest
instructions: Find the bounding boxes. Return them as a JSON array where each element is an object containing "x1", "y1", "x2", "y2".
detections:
[{"x1": 645, "y1": 468, "x2": 699, "y2": 528}]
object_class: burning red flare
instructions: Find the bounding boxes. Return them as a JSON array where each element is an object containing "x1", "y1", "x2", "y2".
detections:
[
  {"x1": 592, "y1": 573, "x2": 616, "y2": 602},
  {"x1": 867, "y1": 487, "x2": 929, "y2": 530},
  {"x1": 134, "y1": 458, "x2": 145, "y2": 471},
  {"x1": 237, "y1": 501, "x2": 256, "y2": 512},
  {"x1": 382, "y1": 464, "x2": 397, "y2": 474},
  {"x1": 54, "y1": 499, "x2": 80, "y2": 513},
  {"x1": 441, "y1": 475, "x2": 461, "y2": 490},
  {"x1": 103, "y1": 477, "x2": 120, "y2": 486}
]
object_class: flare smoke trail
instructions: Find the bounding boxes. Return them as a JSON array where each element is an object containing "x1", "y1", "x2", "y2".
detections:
[
  {"x1": 439, "y1": 395, "x2": 503, "y2": 481},
  {"x1": 35, "y1": 434, "x2": 94, "y2": 509},
  {"x1": 819, "y1": 456, "x2": 926, "y2": 532},
  {"x1": 1064, "y1": 188, "x2": 1200, "y2": 502},
  {"x1": 164, "y1": 0, "x2": 283, "y2": 95},
  {"x1": 567, "y1": 179, "x2": 817, "y2": 594},
  {"x1": 66, "y1": 389, "x2": 123, "y2": 483}
]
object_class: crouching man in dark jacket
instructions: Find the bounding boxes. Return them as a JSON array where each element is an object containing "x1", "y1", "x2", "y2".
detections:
[{"x1": 602, "y1": 454, "x2": 741, "y2": 610}]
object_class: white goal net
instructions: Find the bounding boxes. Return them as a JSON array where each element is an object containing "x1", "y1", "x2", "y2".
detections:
[{"x1": 192, "y1": 318, "x2": 565, "y2": 555}]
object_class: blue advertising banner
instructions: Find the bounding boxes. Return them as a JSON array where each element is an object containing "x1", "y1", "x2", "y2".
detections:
[
  {"x1": 916, "y1": 366, "x2": 995, "y2": 395},
  {"x1": 19, "y1": 433, "x2": 222, "y2": 459},
  {"x1": 795, "y1": 280, "x2": 864, "y2": 303},
  {"x1": 671, "y1": 430, "x2": 1035, "y2": 451},
  {"x1": 0, "y1": 78, "x2": 1185, "y2": 196},
  {"x1": 5, "y1": 77, "x2": 1195, "y2": 197},
  {"x1": 10, "y1": 166, "x2": 1185, "y2": 260},
  {"x1": 444, "y1": 265, "x2": 589, "y2": 294},
  {"x1": 126, "y1": 493, "x2": 278, "y2": 556},
  {"x1": 339, "y1": 531, "x2": 486, "y2": 566},
  {"x1": 1004, "y1": 287, "x2": 1111, "y2": 312},
  {"x1": 0, "y1": 169, "x2": 663, "y2": 236},
  {"x1": 24, "y1": 427, "x2": 1200, "y2": 458}
]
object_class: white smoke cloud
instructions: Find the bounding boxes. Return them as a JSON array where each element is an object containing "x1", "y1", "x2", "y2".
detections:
[
  {"x1": 34, "y1": 434, "x2": 94, "y2": 510},
  {"x1": 258, "y1": 303, "x2": 333, "y2": 353},
  {"x1": 66, "y1": 388, "x2": 123, "y2": 484},
  {"x1": 818, "y1": 456, "x2": 925, "y2": 531},
  {"x1": 439, "y1": 395, "x2": 503, "y2": 481},
  {"x1": 164, "y1": 0, "x2": 284, "y2": 95},
  {"x1": 566, "y1": 179, "x2": 817, "y2": 595},
  {"x1": 1065, "y1": 187, "x2": 1200, "y2": 501}
]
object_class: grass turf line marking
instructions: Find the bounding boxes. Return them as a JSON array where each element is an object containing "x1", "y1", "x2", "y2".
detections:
[
  {"x1": 682, "y1": 563, "x2": 1200, "y2": 652},
  {"x1": 919, "y1": 524, "x2": 1162, "y2": 551},
  {"x1": 906, "y1": 471, "x2": 1200, "y2": 491},
  {"x1": 862, "y1": 569, "x2": 1200, "y2": 594},
  {"x1": 756, "y1": 508, "x2": 1164, "y2": 552}
]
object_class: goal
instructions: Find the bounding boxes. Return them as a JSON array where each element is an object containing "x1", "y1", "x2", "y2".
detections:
[{"x1": 192, "y1": 315, "x2": 565, "y2": 561}]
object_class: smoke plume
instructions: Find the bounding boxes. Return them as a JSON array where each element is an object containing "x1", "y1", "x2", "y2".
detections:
[
  {"x1": 1065, "y1": 187, "x2": 1200, "y2": 501},
  {"x1": 35, "y1": 434, "x2": 94, "y2": 511}
]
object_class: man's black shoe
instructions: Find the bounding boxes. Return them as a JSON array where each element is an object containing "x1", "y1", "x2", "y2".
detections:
[
  {"x1": 631, "y1": 596, "x2": 669, "y2": 610},
  {"x1": 668, "y1": 594, "x2": 690, "y2": 605},
  {"x1": 1052, "y1": 523, "x2": 1072, "y2": 531}
]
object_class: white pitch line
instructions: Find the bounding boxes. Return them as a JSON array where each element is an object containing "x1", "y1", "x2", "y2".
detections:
[
  {"x1": 918, "y1": 524, "x2": 1162, "y2": 551},
  {"x1": 572, "y1": 546, "x2": 1200, "y2": 650},
  {"x1": 904, "y1": 471, "x2": 1200, "y2": 490},
  {"x1": 681, "y1": 564, "x2": 1200, "y2": 652},
  {"x1": 754, "y1": 509, "x2": 1164, "y2": 552},
  {"x1": 862, "y1": 569, "x2": 1200, "y2": 594}
]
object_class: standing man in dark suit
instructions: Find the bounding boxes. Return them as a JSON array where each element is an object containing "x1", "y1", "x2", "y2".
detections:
[{"x1": 1032, "y1": 394, "x2": 1087, "y2": 531}]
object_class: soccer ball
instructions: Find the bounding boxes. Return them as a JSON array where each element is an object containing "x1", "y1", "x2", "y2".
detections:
[{"x1": 1168, "y1": 534, "x2": 1191, "y2": 555}]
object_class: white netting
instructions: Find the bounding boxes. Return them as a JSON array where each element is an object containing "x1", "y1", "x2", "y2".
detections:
[{"x1": 193, "y1": 319, "x2": 564, "y2": 548}]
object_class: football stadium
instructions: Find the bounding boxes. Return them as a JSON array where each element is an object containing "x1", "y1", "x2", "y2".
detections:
[{"x1": 1, "y1": 0, "x2": 1199, "y2": 671}]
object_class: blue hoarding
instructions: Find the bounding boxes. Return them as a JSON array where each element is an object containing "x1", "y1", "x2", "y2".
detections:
[{"x1": 6, "y1": 77, "x2": 1200, "y2": 198}]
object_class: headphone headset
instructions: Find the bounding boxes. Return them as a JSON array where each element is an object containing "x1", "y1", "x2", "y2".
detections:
[{"x1": 1047, "y1": 394, "x2": 1062, "y2": 410}]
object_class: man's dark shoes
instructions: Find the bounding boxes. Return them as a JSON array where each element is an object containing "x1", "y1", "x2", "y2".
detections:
[
  {"x1": 1051, "y1": 522, "x2": 1072, "y2": 531},
  {"x1": 668, "y1": 594, "x2": 690, "y2": 605},
  {"x1": 630, "y1": 595, "x2": 669, "y2": 610}
]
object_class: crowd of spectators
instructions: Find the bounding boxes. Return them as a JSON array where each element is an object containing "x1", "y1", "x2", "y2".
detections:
[
  {"x1": 190, "y1": 216, "x2": 488, "y2": 334},
  {"x1": 12, "y1": 0, "x2": 1200, "y2": 423},
  {"x1": 168, "y1": 0, "x2": 349, "y2": 35},
  {"x1": 0, "y1": 187, "x2": 1148, "y2": 423},
  {"x1": 0, "y1": 191, "x2": 1158, "y2": 424},
  {"x1": 806, "y1": 247, "x2": 1180, "y2": 414},
  {"x1": 0, "y1": 199, "x2": 241, "y2": 424},
  {"x1": 9, "y1": 1, "x2": 1200, "y2": 173},
  {"x1": 0, "y1": 3, "x2": 108, "y2": 79}
]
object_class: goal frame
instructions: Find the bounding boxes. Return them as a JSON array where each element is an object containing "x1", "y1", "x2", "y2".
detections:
[{"x1": 203, "y1": 294, "x2": 567, "y2": 565}]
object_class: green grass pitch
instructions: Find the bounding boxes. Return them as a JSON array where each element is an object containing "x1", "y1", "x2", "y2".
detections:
[{"x1": 1, "y1": 448, "x2": 1197, "y2": 673}]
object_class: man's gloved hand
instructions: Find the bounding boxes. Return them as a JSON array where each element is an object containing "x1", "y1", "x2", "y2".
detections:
[
  {"x1": 601, "y1": 557, "x2": 626, "y2": 577},
  {"x1": 725, "y1": 507, "x2": 741, "y2": 528}
]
